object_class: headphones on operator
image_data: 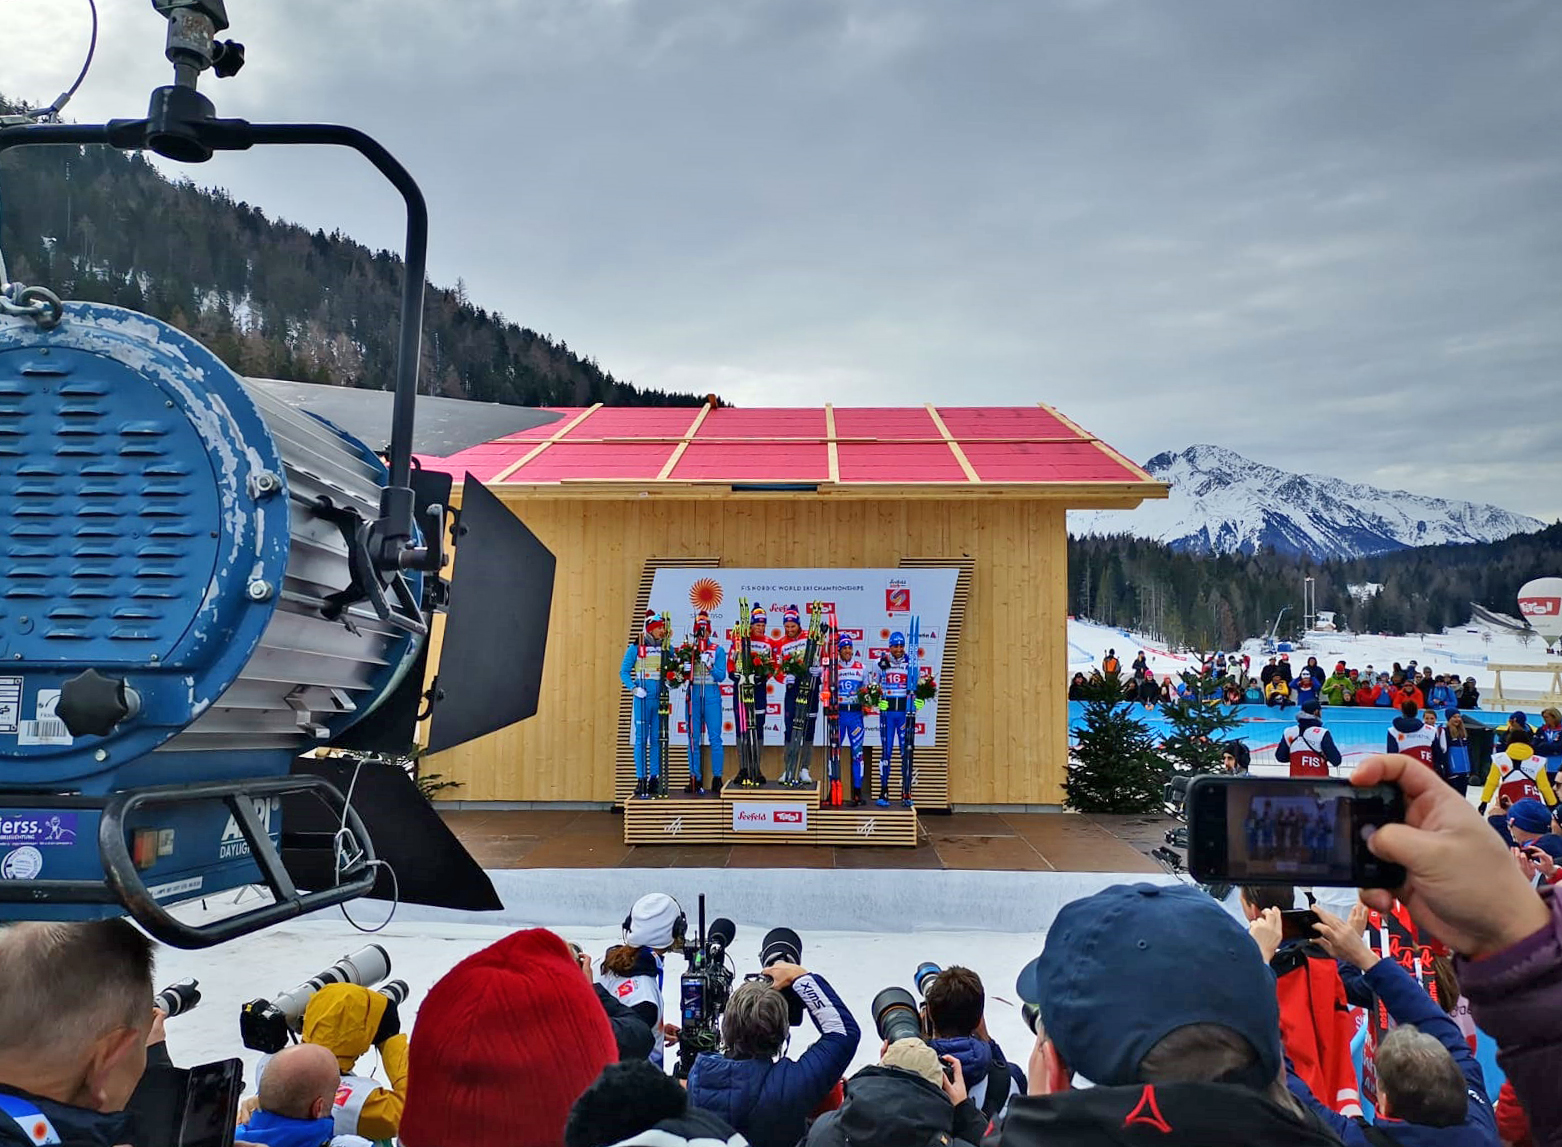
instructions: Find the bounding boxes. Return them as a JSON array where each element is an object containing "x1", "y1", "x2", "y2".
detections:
[{"x1": 621, "y1": 894, "x2": 687, "y2": 949}]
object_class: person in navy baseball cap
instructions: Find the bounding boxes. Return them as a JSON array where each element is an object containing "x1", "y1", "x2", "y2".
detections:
[{"x1": 997, "y1": 884, "x2": 1334, "y2": 1147}]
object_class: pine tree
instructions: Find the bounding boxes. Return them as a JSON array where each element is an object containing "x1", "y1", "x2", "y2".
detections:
[
  {"x1": 1159, "y1": 669, "x2": 1242, "y2": 778},
  {"x1": 1065, "y1": 671, "x2": 1165, "y2": 813}
]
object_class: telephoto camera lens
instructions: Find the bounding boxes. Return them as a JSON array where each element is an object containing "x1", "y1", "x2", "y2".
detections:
[
  {"x1": 155, "y1": 979, "x2": 201, "y2": 1018},
  {"x1": 378, "y1": 980, "x2": 410, "y2": 1007},
  {"x1": 871, "y1": 987, "x2": 923, "y2": 1045},
  {"x1": 271, "y1": 943, "x2": 393, "y2": 1026},
  {"x1": 913, "y1": 962, "x2": 942, "y2": 997},
  {"x1": 1021, "y1": 1003, "x2": 1041, "y2": 1035},
  {"x1": 759, "y1": 927, "x2": 801, "y2": 969}
]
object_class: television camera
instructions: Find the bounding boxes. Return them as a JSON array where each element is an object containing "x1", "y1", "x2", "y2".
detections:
[
  {"x1": 675, "y1": 896, "x2": 736, "y2": 1079},
  {"x1": 0, "y1": 1, "x2": 555, "y2": 947},
  {"x1": 1151, "y1": 773, "x2": 1233, "y2": 900},
  {"x1": 239, "y1": 943, "x2": 407, "y2": 1054}
]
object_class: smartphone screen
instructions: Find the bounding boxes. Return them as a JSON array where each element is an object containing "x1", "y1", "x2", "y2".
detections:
[
  {"x1": 1280, "y1": 909, "x2": 1320, "y2": 943},
  {"x1": 178, "y1": 1059, "x2": 242, "y2": 1147},
  {"x1": 1187, "y1": 775, "x2": 1406, "y2": 887}
]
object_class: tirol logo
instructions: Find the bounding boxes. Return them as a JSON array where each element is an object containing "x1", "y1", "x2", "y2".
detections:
[
  {"x1": 839, "y1": 628, "x2": 865, "y2": 641},
  {"x1": 886, "y1": 584, "x2": 910, "y2": 613},
  {"x1": 731, "y1": 802, "x2": 809, "y2": 832},
  {"x1": 1519, "y1": 597, "x2": 1560, "y2": 617}
]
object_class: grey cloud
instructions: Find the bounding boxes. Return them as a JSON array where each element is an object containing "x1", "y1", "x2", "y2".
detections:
[{"x1": 2, "y1": 1, "x2": 1558, "y2": 517}]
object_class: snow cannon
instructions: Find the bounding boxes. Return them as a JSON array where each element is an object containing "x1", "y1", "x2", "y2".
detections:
[
  {"x1": 1518, "y1": 578, "x2": 1562, "y2": 651},
  {"x1": 0, "y1": 1, "x2": 553, "y2": 946}
]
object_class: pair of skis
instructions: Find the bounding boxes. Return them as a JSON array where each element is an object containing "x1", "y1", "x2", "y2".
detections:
[
  {"x1": 733, "y1": 596, "x2": 766, "y2": 786},
  {"x1": 902, "y1": 614, "x2": 919, "y2": 806},
  {"x1": 654, "y1": 611, "x2": 672, "y2": 798},
  {"x1": 823, "y1": 607, "x2": 845, "y2": 806},
  {"x1": 781, "y1": 604, "x2": 825, "y2": 787}
]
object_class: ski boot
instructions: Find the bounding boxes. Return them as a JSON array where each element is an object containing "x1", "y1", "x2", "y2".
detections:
[
  {"x1": 653, "y1": 773, "x2": 666, "y2": 798},
  {"x1": 875, "y1": 782, "x2": 890, "y2": 809},
  {"x1": 685, "y1": 776, "x2": 705, "y2": 797},
  {"x1": 711, "y1": 776, "x2": 724, "y2": 798},
  {"x1": 633, "y1": 777, "x2": 647, "y2": 800},
  {"x1": 901, "y1": 790, "x2": 914, "y2": 809}
]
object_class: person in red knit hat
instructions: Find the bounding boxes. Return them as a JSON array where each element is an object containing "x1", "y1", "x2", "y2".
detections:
[{"x1": 399, "y1": 928, "x2": 618, "y2": 1147}]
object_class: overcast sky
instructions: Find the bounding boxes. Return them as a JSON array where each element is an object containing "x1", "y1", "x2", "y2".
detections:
[{"x1": 4, "y1": 1, "x2": 1559, "y2": 518}]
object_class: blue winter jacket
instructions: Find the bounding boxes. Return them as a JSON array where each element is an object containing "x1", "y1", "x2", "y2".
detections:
[
  {"x1": 234, "y1": 1110, "x2": 338, "y2": 1147},
  {"x1": 928, "y1": 1035, "x2": 1024, "y2": 1116},
  {"x1": 1287, "y1": 958, "x2": 1496, "y2": 1147},
  {"x1": 0, "y1": 1089, "x2": 129, "y2": 1147},
  {"x1": 1294, "y1": 679, "x2": 1323, "y2": 708},
  {"x1": 1429, "y1": 684, "x2": 1459, "y2": 711},
  {"x1": 687, "y1": 972, "x2": 860, "y2": 1147}
]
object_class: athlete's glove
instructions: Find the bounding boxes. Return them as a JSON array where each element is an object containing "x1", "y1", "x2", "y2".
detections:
[
  {"x1": 681, "y1": 662, "x2": 692, "y2": 673},
  {"x1": 879, "y1": 656, "x2": 891, "y2": 670},
  {"x1": 809, "y1": 663, "x2": 822, "y2": 678},
  {"x1": 878, "y1": 699, "x2": 890, "y2": 711},
  {"x1": 634, "y1": 686, "x2": 647, "y2": 699},
  {"x1": 702, "y1": 651, "x2": 716, "y2": 668},
  {"x1": 784, "y1": 674, "x2": 796, "y2": 686},
  {"x1": 914, "y1": 697, "x2": 925, "y2": 710}
]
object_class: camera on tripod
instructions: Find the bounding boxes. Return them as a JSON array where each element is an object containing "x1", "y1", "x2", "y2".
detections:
[
  {"x1": 240, "y1": 944, "x2": 407, "y2": 1054},
  {"x1": 675, "y1": 896, "x2": 736, "y2": 1080}
]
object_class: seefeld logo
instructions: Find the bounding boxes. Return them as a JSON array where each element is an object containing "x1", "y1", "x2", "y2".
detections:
[{"x1": 732, "y1": 803, "x2": 808, "y2": 832}]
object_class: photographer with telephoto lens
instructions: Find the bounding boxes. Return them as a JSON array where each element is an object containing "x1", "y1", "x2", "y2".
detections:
[
  {"x1": 686, "y1": 940, "x2": 859, "y2": 1147},
  {"x1": 801, "y1": 987, "x2": 987, "y2": 1147},
  {"x1": 239, "y1": 947, "x2": 409, "y2": 1144},
  {"x1": 917, "y1": 964, "x2": 1024, "y2": 1120}
]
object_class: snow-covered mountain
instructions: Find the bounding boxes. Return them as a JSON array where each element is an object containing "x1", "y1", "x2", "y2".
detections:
[{"x1": 1069, "y1": 444, "x2": 1543, "y2": 560}]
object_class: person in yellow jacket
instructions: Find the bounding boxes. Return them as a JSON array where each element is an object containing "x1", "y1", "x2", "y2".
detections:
[
  {"x1": 299, "y1": 983, "x2": 408, "y2": 1144},
  {"x1": 1478, "y1": 735, "x2": 1556, "y2": 818}
]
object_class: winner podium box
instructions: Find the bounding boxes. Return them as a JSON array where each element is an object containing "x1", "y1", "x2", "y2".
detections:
[{"x1": 622, "y1": 779, "x2": 918, "y2": 847}]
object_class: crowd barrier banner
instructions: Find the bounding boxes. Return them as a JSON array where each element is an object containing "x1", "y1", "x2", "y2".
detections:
[
  {"x1": 1067, "y1": 702, "x2": 1507, "y2": 768},
  {"x1": 648, "y1": 566, "x2": 959, "y2": 745}
]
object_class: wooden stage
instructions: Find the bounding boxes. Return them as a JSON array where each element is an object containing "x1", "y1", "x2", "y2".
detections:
[{"x1": 439, "y1": 807, "x2": 1171, "y2": 872}]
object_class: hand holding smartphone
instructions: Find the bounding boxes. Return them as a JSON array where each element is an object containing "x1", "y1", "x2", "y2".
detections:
[{"x1": 1187, "y1": 775, "x2": 1406, "y2": 888}]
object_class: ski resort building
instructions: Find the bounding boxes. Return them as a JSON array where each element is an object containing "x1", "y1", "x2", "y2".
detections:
[{"x1": 419, "y1": 404, "x2": 1165, "y2": 811}]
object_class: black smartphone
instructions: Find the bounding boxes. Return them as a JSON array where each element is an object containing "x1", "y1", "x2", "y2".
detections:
[
  {"x1": 178, "y1": 1058, "x2": 242, "y2": 1147},
  {"x1": 1186, "y1": 775, "x2": 1406, "y2": 887},
  {"x1": 1280, "y1": 909, "x2": 1321, "y2": 942}
]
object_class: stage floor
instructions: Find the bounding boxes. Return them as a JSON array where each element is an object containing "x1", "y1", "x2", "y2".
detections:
[{"x1": 439, "y1": 808, "x2": 1171, "y2": 873}]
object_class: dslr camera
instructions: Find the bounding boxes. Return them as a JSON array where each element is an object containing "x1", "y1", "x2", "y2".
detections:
[
  {"x1": 675, "y1": 896, "x2": 736, "y2": 1079},
  {"x1": 869, "y1": 966, "x2": 956, "y2": 1080},
  {"x1": 240, "y1": 944, "x2": 407, "y2": 1054}
]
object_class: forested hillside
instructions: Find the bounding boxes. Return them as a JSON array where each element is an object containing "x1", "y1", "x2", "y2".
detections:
[
  {"x1": 1070, "y1": 522, "x2": 1562, "y2": 650},
  {"x1": 0, "y1": 97, "x2": 702, "y2": 407}
]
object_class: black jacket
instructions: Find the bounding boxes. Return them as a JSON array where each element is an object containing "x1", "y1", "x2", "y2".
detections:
[
  {"x1": 595, "y1": 983, "x2": 657, "y2": 1061},
  {"x1": 985, "y1": 1082, "x2": 1344, "y2": 1147},
  {"x1": 609, "y1": 1109, "x2": 747, "y2": 1147},
  {"x1": 0, "y1": 1087, "x2": 130, "y2": 1147},
  {"x1": 806, "y1": 1066, "x2": 989, "y2": 1147}
]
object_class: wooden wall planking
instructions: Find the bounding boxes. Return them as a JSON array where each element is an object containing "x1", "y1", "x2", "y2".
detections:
[{"x1": 423, "y1": 496, "x2": 1070, "y2": 805}]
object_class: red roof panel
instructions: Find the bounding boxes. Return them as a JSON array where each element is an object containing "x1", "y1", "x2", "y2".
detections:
[
  {"x1": 695, "y1": 408, "x2": 827, "y2": 439},
  {"x1": 837, "y1": 442, "x2": 966, "y2": 482},
  {"x1": 671, "y1": 442, "x2": 829, "y2": 481},
  {"x1": 961, "y1": 441, "x2": 1141, "y2": 483},
  {"x1": 564, "y1": 407, "x2": 697, "y2": 439},
  {"x1": 831, "y1": 407, "x2": 938, "y2": 440},
  {"x1": 935, "y1": 406, "x2": 1077, "y2": 440},
  {"x1": 489, "y1": 407, "x2": 580, "y2": 440},
  {"x1": 511, "y1": 442, "x2": 676, "y2": 481}
]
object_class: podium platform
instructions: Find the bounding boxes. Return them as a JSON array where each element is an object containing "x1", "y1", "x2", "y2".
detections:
[{"x1": 623, "y1": 776, "x2": 918, "y2": 847}]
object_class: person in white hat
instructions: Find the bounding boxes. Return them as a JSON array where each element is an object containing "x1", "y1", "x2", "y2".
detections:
[{"x1": 598, "y1": 894, "x2": 685, "y2": 1067}]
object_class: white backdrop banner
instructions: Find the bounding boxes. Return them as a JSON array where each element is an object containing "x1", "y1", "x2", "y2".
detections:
[{"x1": 646, "y1": 567, "x2": 958, "y2": 746}]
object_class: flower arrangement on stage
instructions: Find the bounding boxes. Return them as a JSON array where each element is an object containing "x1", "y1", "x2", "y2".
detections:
[
  {"x1": 915, "y1": 675, "x2": 938, "y2": 703},
  {"x1": 778, "y1": 652, "x2": 811, "y2": 682},
  {"x1": 740, "y1": 645, "x2": 774, "y2": 678},
  {"x1": 662, "y1": 660, "x2": 691, "y2": 689},
  {"x1": 858, "y1": 681, "x2": 883, "y2": 712}
]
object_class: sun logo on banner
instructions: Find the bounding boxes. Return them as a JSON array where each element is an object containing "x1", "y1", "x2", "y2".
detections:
[{"x1": 689, "y1": 578, "x2": 723, "y2": 611}]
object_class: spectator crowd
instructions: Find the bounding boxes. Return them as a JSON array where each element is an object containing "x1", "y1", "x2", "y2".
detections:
[{"x1": 7, "y1": 752, "x2": 1562, "y2": 1147}]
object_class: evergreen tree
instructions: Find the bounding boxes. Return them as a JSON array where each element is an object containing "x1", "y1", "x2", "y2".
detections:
[
  {"x1": 1065, "y1": 671, "x2": 1165, "y2": 814},
  {"x1": 1159, "y1": 670, "x2": 1242, "y2": 778}
]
